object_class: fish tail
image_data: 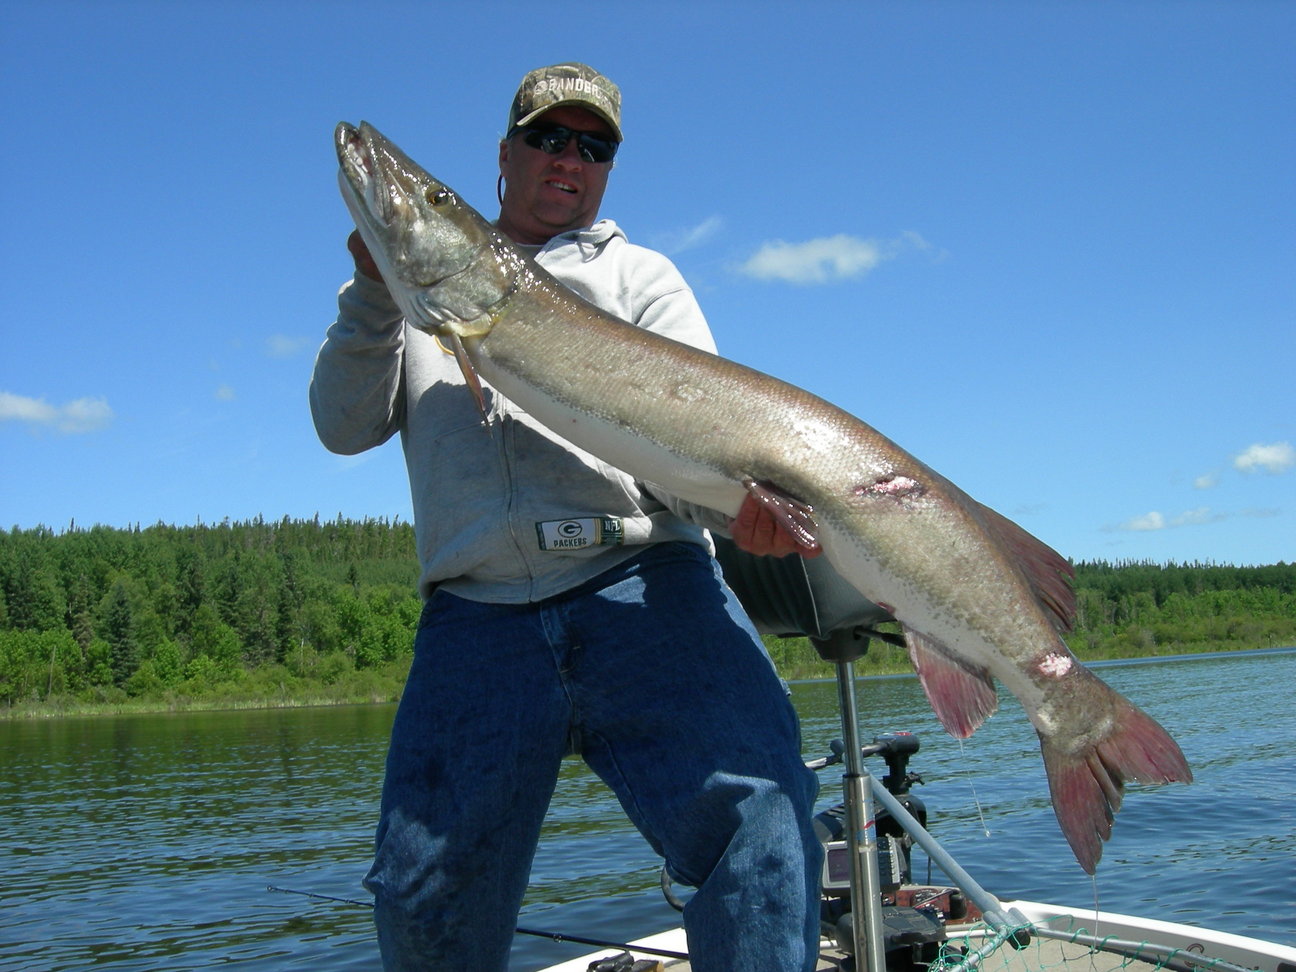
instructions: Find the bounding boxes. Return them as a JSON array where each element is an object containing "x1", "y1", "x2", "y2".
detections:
[{"x1": 1040, "y1": 699, "x2": 1192, "y2": 873}]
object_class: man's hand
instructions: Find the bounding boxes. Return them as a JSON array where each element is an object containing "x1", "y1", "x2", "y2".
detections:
[
  {"x1": 347, "y1": 230, "x2": 385, "y2": 283},
  {"x1": 728, "y1": 492, "x2": 823, "y2": 558}
]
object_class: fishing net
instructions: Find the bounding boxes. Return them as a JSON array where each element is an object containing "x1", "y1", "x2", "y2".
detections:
[{"x1": 931, "y1": 915, "x2": 1256, "y2": 972}]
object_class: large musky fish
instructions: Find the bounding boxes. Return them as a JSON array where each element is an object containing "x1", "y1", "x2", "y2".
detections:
[{"x1": 334, "y1": 121, "x2": 1191, "y2": 872}]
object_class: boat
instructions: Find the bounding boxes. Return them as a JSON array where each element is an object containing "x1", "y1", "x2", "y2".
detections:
[
  {"x1": 535, "y1": 900, "x2": 1296, "y2": 972},
  {"x1": 533, "y1": 730, "x2": 1296, "y2": 972},
  {"x1": 533, "y1": 542, "x2": 1296, "y2": 972},
  {"x1": 532, "y1": 716, "x2": 1296, "y2": 972}
]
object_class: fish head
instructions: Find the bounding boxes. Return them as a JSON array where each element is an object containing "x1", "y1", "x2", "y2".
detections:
[{"x1": 335, "y1": 121, "x2": 506, "y2": 336}]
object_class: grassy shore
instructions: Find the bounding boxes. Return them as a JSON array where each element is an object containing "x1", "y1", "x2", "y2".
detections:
[{"x1": 4, "y1": 636, "x2": 1286, "y2": 721}]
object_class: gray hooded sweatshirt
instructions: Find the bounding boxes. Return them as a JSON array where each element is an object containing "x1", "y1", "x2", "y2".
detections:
[{"x1": 310, "y1": 219, "x2": 732, "y2": 603}]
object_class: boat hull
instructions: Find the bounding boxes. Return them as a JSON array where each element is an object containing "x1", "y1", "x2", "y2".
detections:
[{"x1": 533, "y1": 897, "x2": 1296, "y2": 972}]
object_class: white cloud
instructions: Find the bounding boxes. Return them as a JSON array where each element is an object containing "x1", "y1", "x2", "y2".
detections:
[
  {"x1": 654, "y1": 216, "x2": 724, "y2": 256},
  {"x1": 1233, "y1": 441, "x2": 1294, "y2": 475},
  {"x1": 1121, "y1": 511, "x2": 1166, "y2": 532},
  {"x1": 1240, "y1": 507, "x2": 1281, "y2": 519},
  {"x1": 1193, "y1": 472, "x2": 1218, "y2": 489},
  {"x1": 738, "y1": 231, "x2": 930, "y2": 284},
  {"x1": 215, "y1": 385, "x2": 236, "y2": 401},
  {"x1": 1171, "y1": 507, "x2": 1223, "y2": 527},
  {"x1": 740, "y1": 234, "x2": 881, "y2": 284},
  {"x1": 0, "y1": 392, "x2": 51, "y2": 423},
  {"x1": 1115, "y1": 507, "x2": 1227, "y2": 532},
  {"x1": 267, "y1": 334, "x2": 313, "y2": 358},
  {"x1": 335, "y1": 452, "x2": 375, "y2": 470},
  {"x1": 0, "y1": 391, "x2": 114, "y2": 433}
]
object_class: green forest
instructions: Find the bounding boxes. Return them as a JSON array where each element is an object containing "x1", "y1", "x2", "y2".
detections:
[{"x1": 2, "y1": 518, "x2": 1293, "y2": 717}]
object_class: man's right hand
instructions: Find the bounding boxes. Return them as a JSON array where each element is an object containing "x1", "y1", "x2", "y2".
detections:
[
  {"x1": 347, "y1": 230, "x2": 385, "y2": 283},
  {"x1": 728, "y1": 491, "x2": 823, "y2": 559}
]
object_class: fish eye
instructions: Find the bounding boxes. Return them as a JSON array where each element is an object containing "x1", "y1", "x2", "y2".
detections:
[{"x1": 426, "y1": 188, "x2": 454, "y2": 206}]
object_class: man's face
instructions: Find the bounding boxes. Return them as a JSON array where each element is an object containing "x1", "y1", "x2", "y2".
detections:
[{"x1": 496, "y1": 105, "x2": 615, "y2": 245}]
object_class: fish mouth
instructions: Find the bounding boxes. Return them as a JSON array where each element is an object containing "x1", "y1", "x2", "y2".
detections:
[
  {"x1": 336, "y1": 122, "x2": 387, "y2": 224},
  {"x1": 335, "y1": 122, "x2": 370, "y2": 174},
  {"x1": 337, "y1": 120, "x2": 459, "y2": 229},
  {"x1": 334, "y1": 120, "x2": 491, "y2": 294}
]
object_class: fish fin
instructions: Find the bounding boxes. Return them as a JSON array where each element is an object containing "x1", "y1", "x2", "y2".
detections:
[
  {"x1": 741, "y1": 478, "x2": 821, "y2": 553},
  {"x1": 903, "y1": 627, "x2": 998, "y2": 739},
  {"x1": 975, "y1": 502, "x2": 1076, "y2": 633},
  {"x1": 1040, "y1": 696, "x2": 1193, "y2": 873},
  {"x1": 447, "y1": 333, "x2": 489, "y2": 423}
]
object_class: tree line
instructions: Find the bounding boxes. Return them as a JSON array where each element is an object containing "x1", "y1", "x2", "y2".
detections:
[{"x1": 2, "y1": 518, "x2": 1293, "y2": 712}]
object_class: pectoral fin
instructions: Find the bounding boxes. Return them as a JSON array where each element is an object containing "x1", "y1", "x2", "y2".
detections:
[
  {"x1": 447, "y1": 332, "x2": 489, "y2": 423},
  {"x1": 741, "y1": 478, "x2": 821, "y2": 553}
]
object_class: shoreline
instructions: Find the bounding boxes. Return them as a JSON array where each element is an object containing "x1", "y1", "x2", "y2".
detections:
[{"x1": 4, "y1": 642, "x2": 1289, "y2": 722}]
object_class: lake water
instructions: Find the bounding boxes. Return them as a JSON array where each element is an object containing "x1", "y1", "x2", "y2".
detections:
[{"x1": 2, "y1": 649, "x2": 1293, "y2": 970}]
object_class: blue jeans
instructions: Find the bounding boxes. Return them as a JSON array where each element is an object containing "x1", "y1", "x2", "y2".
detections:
[{"x1": 363, "y1": 542, "x2": 822, "y2": 971}]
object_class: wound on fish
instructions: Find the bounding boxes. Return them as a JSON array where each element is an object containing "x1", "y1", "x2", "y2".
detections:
[
  {"x1": 670, "y1": 381, "x2": 706, "y2": 403},
  {"x1": 1037, "y1": 652, "x2": 1073, "y2": 678},
  {"x1": 855, "y1": 474, "x2": 925, "y2": 500}
]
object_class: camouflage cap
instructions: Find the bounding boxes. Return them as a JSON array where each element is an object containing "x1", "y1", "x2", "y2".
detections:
[{"x1": 507, "y1": 62, "x2": 622, "y2": 142}]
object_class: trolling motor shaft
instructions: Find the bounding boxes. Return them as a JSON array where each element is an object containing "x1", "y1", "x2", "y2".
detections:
[{"x1": 813, "y1": 626, "x2": 889, "y2": 972}]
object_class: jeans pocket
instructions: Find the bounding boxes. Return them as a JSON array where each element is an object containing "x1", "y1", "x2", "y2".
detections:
[{"x1": 415, "y1": 592, "x2": 455, "y2": 631}]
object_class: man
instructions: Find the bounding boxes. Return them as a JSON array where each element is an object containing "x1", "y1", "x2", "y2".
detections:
[{"x1": 311, "y1": 63, "x2": 823, "y2": 971}]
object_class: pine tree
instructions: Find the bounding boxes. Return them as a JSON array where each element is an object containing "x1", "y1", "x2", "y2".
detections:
[{"x1": 103, "y1": 580, "x2": 138, "y2": 688}]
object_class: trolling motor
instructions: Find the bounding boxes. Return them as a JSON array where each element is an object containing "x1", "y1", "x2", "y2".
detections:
[
  {"x1": 811, "y1": 732, "x2": 958, "y2": 972},
  {"x1": 709, "y1": 539, "x2": 976, "y2": 971},
  {"x1": 813, "y1": 733, "x2": 926, "y2": 895}
]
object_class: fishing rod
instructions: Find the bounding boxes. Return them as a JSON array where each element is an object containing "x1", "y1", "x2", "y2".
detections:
[{"x1": 266, "y1": 885, "x2": 690, "y2": 962}]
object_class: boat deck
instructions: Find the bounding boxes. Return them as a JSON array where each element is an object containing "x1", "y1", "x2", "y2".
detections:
[
  {"x1": 571, "y1": 937, "x2": 1164, "y2": 972},
  {"x1": 540, "y1": 896, "x2": 1296, "y2": 972}
]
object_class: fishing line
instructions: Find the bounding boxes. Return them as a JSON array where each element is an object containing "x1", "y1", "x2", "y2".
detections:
[
  {"x1": 267, "y1": 885, "x2": 371, "y2": 909},
  {"x1": 954, "y1": 737, "x2": 992, "y2": 837},
  {"x1": 266, "y1": 885, "x2": 691, "y2": 962},
  {"x1": 1088, "y1": 871, "x2": 1106, "y2": 954}
]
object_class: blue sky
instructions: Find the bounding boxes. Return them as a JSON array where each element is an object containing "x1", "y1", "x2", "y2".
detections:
[{"x1": 2, "y1": 1, "x2": 1292, "y2": 566}]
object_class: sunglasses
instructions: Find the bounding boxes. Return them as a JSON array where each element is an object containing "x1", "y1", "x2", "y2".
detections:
[{"x1": 512, "y1": 124, "x2": 619, "y2": 164}]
